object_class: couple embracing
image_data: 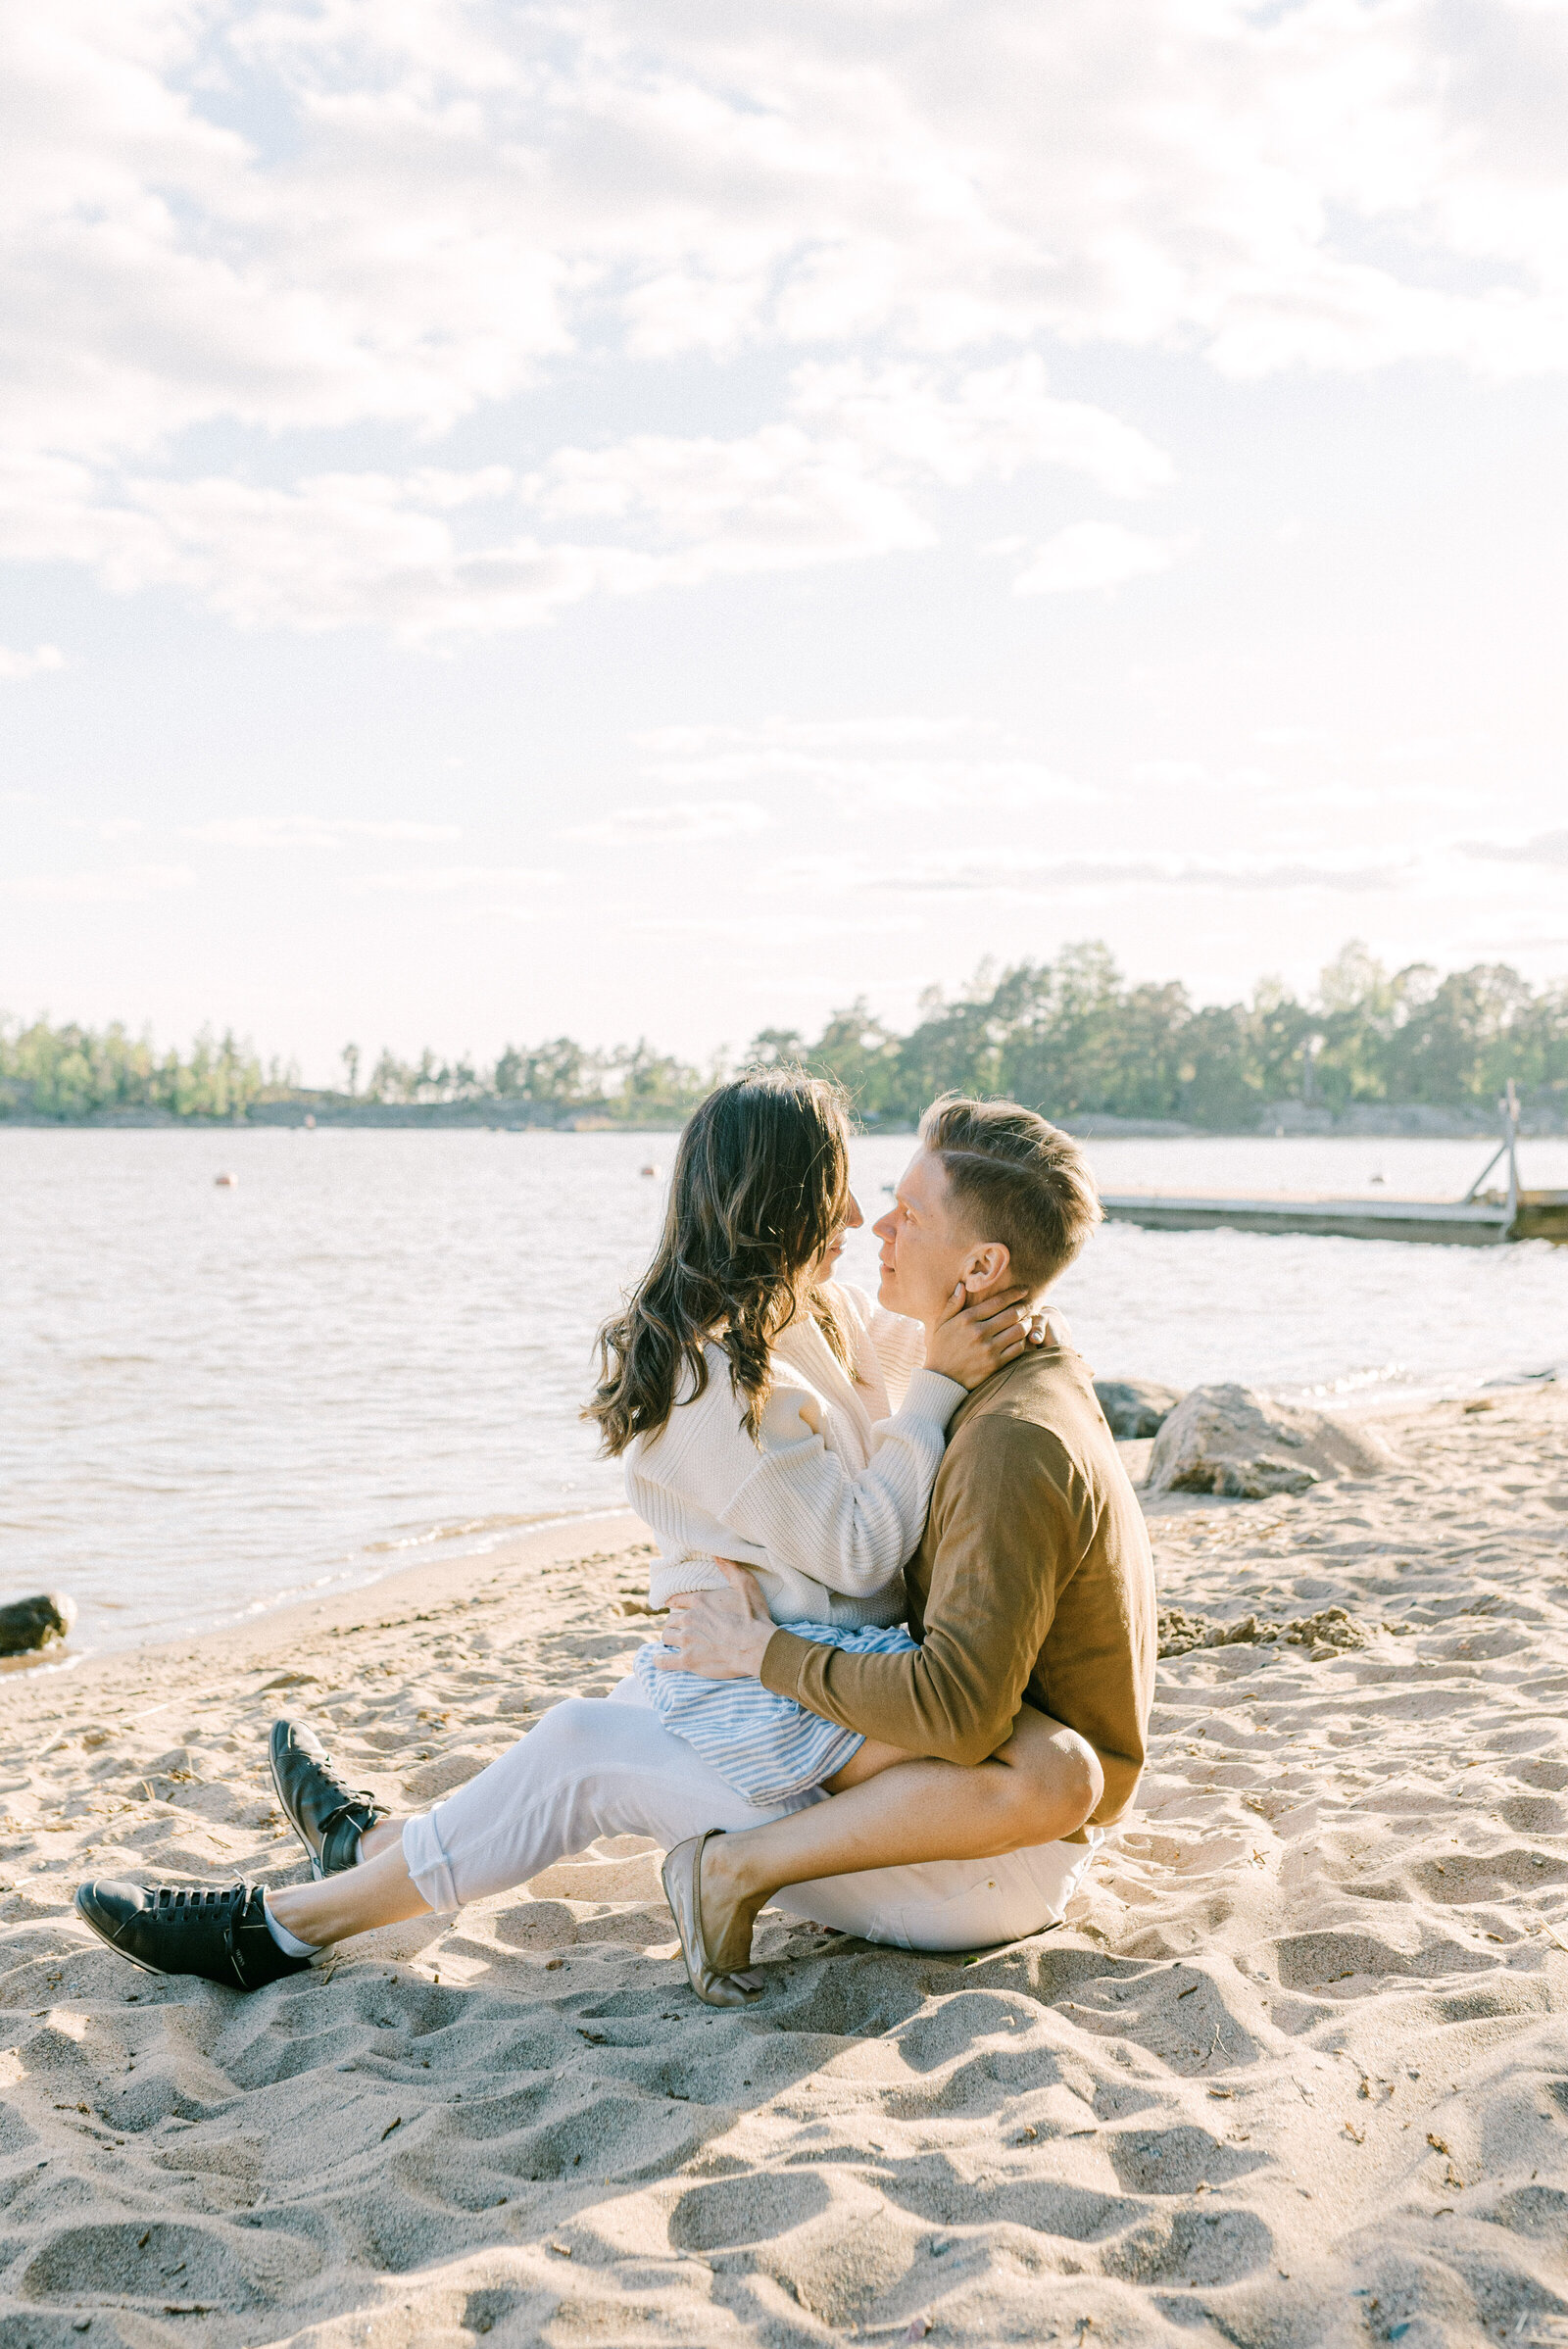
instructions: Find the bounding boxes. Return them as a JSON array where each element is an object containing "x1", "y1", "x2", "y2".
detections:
[{"x1": 77, "y1": 1077, "x2": 1156, "y2": 2004}]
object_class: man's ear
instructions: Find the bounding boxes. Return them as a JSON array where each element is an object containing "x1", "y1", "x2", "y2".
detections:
[{"x1": 961, "y1": 1242, "x2": 1011, "y2": 1294}]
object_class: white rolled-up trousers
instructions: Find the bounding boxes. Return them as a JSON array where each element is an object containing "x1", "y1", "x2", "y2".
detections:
[{"x1": 402, "y1": 1677, "x2": 1100, "y2": 1954}]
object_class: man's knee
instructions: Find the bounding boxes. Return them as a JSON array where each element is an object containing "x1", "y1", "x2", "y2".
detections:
[
  {"x1": 1005, "y1": 1729, "x2": 1102, "y2": 1841},
  {"x1": 1058, "y1": 1733, "x2": 1104, "y2": 1831}
]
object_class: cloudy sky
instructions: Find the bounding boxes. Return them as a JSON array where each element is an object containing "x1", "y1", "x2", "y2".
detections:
[{"x1": 2, "y1": 0, "x2": 1565, "y2": 1078}]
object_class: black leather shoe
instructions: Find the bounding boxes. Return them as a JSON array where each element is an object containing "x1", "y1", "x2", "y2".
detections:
[
  {"x1": 74, "y1": 1880, "x2": 310, "y2": 1990},
  {"x1": 270, "y1": 1719, "x2": 386, "y2": 1879}
]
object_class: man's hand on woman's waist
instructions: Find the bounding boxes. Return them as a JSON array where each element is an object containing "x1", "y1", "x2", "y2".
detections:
[{"x1": 658, "y1": 1560, "x2": 774, "y2": 1680}]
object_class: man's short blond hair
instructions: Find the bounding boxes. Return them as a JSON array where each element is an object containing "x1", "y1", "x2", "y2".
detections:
[{"x1": 919, "y1": 1094, "x2": 1102, "y2": 1293}]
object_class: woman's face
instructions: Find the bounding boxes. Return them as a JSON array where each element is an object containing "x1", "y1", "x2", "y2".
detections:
[{"x1": 808, "y1": 1187, "x2": 863, "y2": 1286}]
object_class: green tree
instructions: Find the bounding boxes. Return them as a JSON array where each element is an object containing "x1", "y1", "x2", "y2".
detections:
[
  {"x1": 1384, "y1": 963, "x2": 1537, "y2": 1104},
  {"x1": 744, "y1": 1026, "x2": 806, "y2": 1067},
  {"x1": 612, "y1": 1040, "x2": 707, "y2": 1117},
  {"x1": 6, "y1": 946, "x2": 1568, "y2": 1128},
  {"x1": 802, "y1": 1001, "x2": 906, "y2": 1117}
]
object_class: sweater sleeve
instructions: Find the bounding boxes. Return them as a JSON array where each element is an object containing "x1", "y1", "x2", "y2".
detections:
[
  {"x1": 760, "y1": 1414, "x2": 1074, "y2": 1763},
  {"x1": 636, "y1": 1352, "x2": 965, "y2": 1601},
  {"x1": 716, "y1": 1366, "x2": 965, "y2": 1596},
  {"x1": 864, "y1": 1303, "x2": 927, "y2": 1409}
]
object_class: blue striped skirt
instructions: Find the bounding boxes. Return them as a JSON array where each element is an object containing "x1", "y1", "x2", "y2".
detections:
[{"x1": 632, "y1": 1620, "x2": 919, "y2": 1806}]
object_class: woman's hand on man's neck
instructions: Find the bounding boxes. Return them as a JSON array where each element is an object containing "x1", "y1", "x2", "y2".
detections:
[{"x1": 923, "y1": 1283, "x2": 1035, "y2": 1390}]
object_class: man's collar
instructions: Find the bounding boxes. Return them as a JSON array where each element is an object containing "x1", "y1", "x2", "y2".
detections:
[{"x1": 948, "y1": 1348, "x2": 1035, "y2": 1429}]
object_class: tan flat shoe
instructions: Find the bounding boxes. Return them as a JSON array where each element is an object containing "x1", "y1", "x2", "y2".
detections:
[{"x1": 661, "y1": 1831, "x2": 763, "y2": 2009}]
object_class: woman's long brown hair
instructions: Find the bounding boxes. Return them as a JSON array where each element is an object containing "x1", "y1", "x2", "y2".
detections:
[{"x1": 586, "y1": 1070, "x2": 854, "y2": 1456}]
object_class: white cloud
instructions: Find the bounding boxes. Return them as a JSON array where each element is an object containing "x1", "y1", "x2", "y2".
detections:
[
  {"x1": 1, "y1": 862, "x2": 197, "y2": 904},
  {"x1": 789, "y1": 358, "x2": 1172, "y2": 497},
  {"x1": 1376, "y1": 736, "x2": 1457, "y2": 765},
  {"x1": 8, "y1": 0, "x2": 1563, "y2": 453},
  {"x1": 4, "y1": 2, "x2": 1568, "y2": 641},
  {"x1": 863, "y1": 850, "x2": 1417, "y2": 892},
  {"x1": 1, "y1": 362, "x2": 1170, "y2": 635},
  {"x1": 1255, "y1": 727, "x2": 1330, "y2": 750},
  {"x1": 0, "y1": 643, "x2": 65, "y2": 680},
  {"x1": 0, "y1": 10, "x2": 567, "y2": 465},
  {"x1": 0, "y1": 457, "x2": 663, "y2": 637},
  {"x1": 1463, "y1": 829, "x2": 1568, "y2": 868},
  {"x1": 1132, "y1": 759, "x2": 1211, "y2": 789},
  {"x1": 637, "y1": 716, "x2": 981, "y2": 758},
  {"x1": 633, "y1": 714, "x2": 1085, "y2": 815},
  {"x1": 348, "y1": 864, "x2": 560, "y2": 894},
  {"x1": 509, "y1": 359, "x2": 1170, "y2": 607},
  {"x1": 1012, "y1": 521, "x2": 1178, "y2": 596},
  {"x1": 525, "y1": 421, "x2": 934, "y2": 575},
  {"x1": 863, "y1": 852, "x2": 1412, "y2": 897},
  {"x1": 629, "y1": 908, "x2": 916, "y2": 948},
  {"x1": 560, "y1": 802, "x2": 770, "y2": 847},
  {"x1": 186, "y1": 815, "x2": 463, "y2": 848},
  {"x1": 1124, "y1": 757, "x2": 1494, "y2": 818}
]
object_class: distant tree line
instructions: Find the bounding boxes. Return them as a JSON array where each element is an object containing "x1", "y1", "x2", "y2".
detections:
[
  {"x1": 0, "y1": 1021, "x2": 285, "y2": 1122},
  {"x1": 765, "y1": 943, "x2": 1568, "y2": 1128},
  {"x1": 357, "y1": 1036, "x2": 713, "y2": 1121},
  {"x1": 5, "y1": 943, "x2": 1566, "y2": 1128}
]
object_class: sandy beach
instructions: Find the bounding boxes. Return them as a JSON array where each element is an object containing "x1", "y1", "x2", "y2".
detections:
[{"x1": 4, "y1": 1385, "x2": 1568, "y2": 2346}]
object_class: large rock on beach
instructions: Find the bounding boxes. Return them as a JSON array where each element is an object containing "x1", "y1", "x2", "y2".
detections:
[
  {"x1": 0, "y1": 1591, "x2": 76, "y2": 1654},
  {"x1": 1094, "y1": 1378, "x2": 1183, "y2": 1440},
  {"x1": 1147, "y1": 1383, "x2": 1394, "y2": 1500}
]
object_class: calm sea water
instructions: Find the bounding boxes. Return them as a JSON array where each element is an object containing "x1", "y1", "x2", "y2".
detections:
[{"x1": 4, "y1": 1128, "x2": 1566, "y2": 1654}]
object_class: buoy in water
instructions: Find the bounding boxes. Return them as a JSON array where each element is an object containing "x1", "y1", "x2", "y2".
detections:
[
  {"x1": 215, "y1": 1171, "x2": 238, "y2": 1188},
  {"x1": 640, "y1": 1162, "x2": 662, "y2": 1179},
  {"x1": 304, "y1": 1113, "x2": 317, "y2": 1129}
]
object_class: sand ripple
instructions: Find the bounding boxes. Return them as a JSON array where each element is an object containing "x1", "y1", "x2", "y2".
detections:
[{"x1": 3, "y1": 1392, "x2": 1568, "y2": 2343}]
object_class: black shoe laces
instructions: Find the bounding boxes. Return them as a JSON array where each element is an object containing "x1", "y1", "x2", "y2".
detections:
[
  {"x1": 153, "y1": 1884, "x2": 251, "y2": 1917},
  {"x1": 318, "y1": 1792, "x2": 381, "y2": 1835},
  {"x1": 293, "y1": 1741, "x2": 381, "y2": 1835}
]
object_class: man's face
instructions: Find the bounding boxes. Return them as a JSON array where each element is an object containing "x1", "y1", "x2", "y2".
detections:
[{"x1": 873, "y1": 1147, "x2": 988, "y2": 1326}]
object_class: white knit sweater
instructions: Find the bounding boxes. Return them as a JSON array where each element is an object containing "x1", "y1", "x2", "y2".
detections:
[{"x1": 626, "y1": 1283, "x2": 963, "y2": 1630}]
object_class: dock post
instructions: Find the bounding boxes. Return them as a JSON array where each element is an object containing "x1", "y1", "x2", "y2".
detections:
[{"x1": 1461, "y1": 1135, "x2": 1510, "y2": 1203}]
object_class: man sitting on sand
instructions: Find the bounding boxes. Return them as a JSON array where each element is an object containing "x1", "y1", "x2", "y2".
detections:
[{"x1": 75, "y1": 1095, "x2": 1155, "y2": 2000}]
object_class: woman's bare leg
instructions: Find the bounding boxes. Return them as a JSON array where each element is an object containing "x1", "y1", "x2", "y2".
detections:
[
  {"x1": 820, "y1": 1737, "x2": 919, "y2": 1790},
  {"x1": 698, "y1": 1706, "x2": 1103, "y2": 1972},
  {"x1": 358, "y1": 1818, "x2": 404, "y2": 1864},
  {"x1": 266, "y1": 1819, "x2": 429, "y2": 1946}
]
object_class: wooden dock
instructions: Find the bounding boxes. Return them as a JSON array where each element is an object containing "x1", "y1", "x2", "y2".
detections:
[
  {"x1": 1098, "y1": 1193, "x2": 1527, "y2": 1246},
  {"x1": 1100, "y1": 1094, "x2": 1568, "y2": 1248}
]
